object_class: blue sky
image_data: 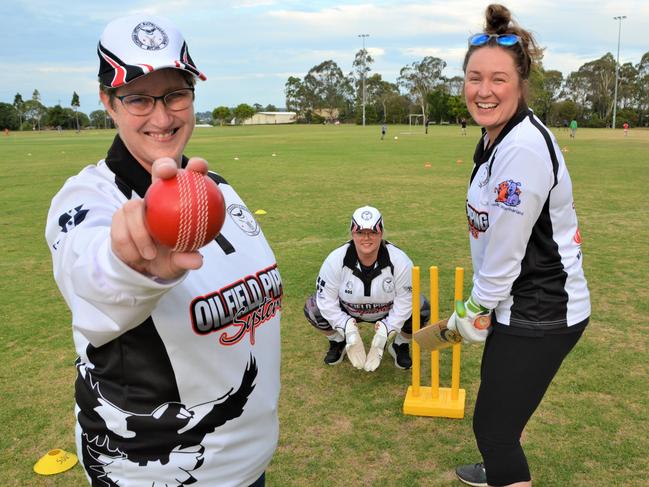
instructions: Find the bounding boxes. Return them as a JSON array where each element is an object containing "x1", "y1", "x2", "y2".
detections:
[{"x1": 2, "y1": 0, "x2": 646, "y2": 114}]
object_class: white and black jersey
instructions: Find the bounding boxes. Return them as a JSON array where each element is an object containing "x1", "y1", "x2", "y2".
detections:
[
  {"x1": 315, "y1": 241, "x2": 413, "y2": 334},
  {"x1": 46, "y1": 136, "x2": 281, "y2": 487},
  {"x1": 466, "y1": 108, "x2": 590, "y2": 331}
]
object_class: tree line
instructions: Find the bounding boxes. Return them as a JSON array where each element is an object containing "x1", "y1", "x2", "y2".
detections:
[
  {"x1": 2, "y1": 49, "x2": 647, "y2": 130},
  {"x1": 0, "y1": 89, "x2": 115, "y2": 131},
  {"x1": 282, "y1": 48, "x2": 649, "y2": 128},
  {"x1": 0, "y1": 88, "x2": 273, "y2": 130},
  {"x1": 210, "y1": 103, "x2": 280, "y2": 126}
]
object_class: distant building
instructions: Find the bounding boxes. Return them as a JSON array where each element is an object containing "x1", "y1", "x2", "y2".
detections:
[{"x1": 242, "y1": 112, "x2": 297, "y2": 125}]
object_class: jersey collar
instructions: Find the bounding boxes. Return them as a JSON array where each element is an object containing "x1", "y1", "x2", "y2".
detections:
[
  {"x1": 472, "y1": 106, "x2": 531, "y2": 166},
  {"x1": 343, "y1": 240, "x2": 394, "y2": 297}
]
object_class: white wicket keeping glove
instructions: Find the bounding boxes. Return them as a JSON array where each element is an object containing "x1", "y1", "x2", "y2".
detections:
[
  {"x1": 343, "y1": 318, "x2": 366, "y2": 369},
  {"x1": 364, "y1": 321, "x2": 389, "y2": 372},
  {"x1": 447, "y1": 296, "x2": 492, "y2": 344}
]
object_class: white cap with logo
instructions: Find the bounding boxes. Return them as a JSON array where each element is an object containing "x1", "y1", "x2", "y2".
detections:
[
  {"x1": 97, "y1": 14, "x2": 206, "y2": 88},
  {"x1": 350, "y1": 206, "x2": 384, "y2": 233}
]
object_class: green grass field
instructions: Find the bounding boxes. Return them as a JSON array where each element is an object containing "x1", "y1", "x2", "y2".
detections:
[{"x1": 1, "y1": 124, "x2": 648, "y2": 486}]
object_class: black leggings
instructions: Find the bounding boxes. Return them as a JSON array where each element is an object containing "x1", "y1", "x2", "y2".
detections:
[{"x1": 473, "y1": 327, "x2": 584, "y2": 486}]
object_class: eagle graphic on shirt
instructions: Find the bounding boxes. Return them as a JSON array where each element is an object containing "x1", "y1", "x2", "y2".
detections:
[{"x1": 79, "y1": 357, "x2": 258, "y2": 486}]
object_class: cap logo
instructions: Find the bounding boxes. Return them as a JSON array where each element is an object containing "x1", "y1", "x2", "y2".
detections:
[
  {"x1": 361, "y1": 210, "x2": 373, "y2": 220},
  {"x1": 132, "y1": 21, "x2": 169, "y2": 51}
]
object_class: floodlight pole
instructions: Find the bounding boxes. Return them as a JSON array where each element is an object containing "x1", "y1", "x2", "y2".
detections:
[
  {"x1": 612, "y1": 15, "x2": 626, "y2": 130},
  {"x1": 358, "y1": 34, "x2": 369, "y2": 126}
]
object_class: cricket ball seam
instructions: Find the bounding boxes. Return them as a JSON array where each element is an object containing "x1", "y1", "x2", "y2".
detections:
[
  {"x1": 195, "y1": 175, "x2": 209, "y2": 249},
  {"x1": 176, "y1": 172, "x2": 192, "y2": 252},
  {"x1": 145, "y1": 170, "x2": 224, "y2": 253}
]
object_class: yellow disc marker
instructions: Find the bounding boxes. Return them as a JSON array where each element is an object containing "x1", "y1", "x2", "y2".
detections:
[
  {"x1": 254, "y1": 209, "x2": 267, "y2": 215},
  {"x1": 34, "y1": 449, "x2": 78, "y2": 476}
]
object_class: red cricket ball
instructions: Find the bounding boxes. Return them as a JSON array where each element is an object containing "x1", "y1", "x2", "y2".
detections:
[{"x1": 144, "y1": 170, "x2": 226, "y2": 252}]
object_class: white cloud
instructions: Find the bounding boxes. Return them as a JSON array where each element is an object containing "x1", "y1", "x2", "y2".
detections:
[
  {"x1": 267, "y1": 2, "x2": 485, "y2": 37},
  {"x1": 2, "y1": 0, "x2": 647, "y2": 110},
  {"x1": 38, "y1": 66, "x2": 96, "y2": 74},
  {"x1": 233, "y1": 0, "x2": 277, "y2": 7},
  {"x1": 296, "y1": 49, "x2": 354, "y2": 61},
  {"x1": 211, "y1": 71, "x2": 298, "y2": 81},
  {"x1": 542, "y1": 50, "x2": 598, "y2": 76},
  {"x1": 400, "y1": 47, "x2": 466, "y2": 62}
]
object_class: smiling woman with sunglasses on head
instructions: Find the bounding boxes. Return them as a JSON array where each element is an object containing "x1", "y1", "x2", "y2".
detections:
[
  {"x1": 46, "y1": 14, "x2": 281, "y2": 487},
  {"x1": 444, "y1": 5, "x2": 591, "y2": 487}
]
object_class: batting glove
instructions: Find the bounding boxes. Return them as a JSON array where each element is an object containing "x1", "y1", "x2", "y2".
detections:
[
  {"x1": 364, "y1": 321, "x2": 390, "y2": 372},
  {"x1": 447, "y1": 296, "x2": 492, "y2": 344},
  {"x1": 342, "y1": 318, "x2": 366, "y2": 369}
]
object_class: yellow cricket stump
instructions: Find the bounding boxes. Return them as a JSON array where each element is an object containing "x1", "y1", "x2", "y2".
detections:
[{"x1": 403, "y1": 266, "x2": 466, "y2": 419}]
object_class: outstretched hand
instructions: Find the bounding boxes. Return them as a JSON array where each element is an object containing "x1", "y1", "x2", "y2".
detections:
[{"x1": 111, "y1": 157, "x2": 209, "y2": 280}]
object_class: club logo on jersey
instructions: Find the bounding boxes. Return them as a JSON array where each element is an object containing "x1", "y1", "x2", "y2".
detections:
[
  {"x1": 494, "y1": 180, "x2": 522, "y2": 207},
  {"x1": 58, "y1": 205, "x2": 89, "y2": 233},
  {"x1": 342, "y1": 300, "x2": 392, "y2": 317},
  {"x1": 382, "y1": 277, "x2": 394, "y2": 293},
  {"x1": 191, "y1": 265, "x2": 282, "y2": 345},
  {"x1": 132, "y1": 21, "x2": 169, "y2": 51},
  {"x1": 466, "y1": 203, "x2": 489, "y2": 238},
  {"x1": 477, "y1": 165, "x2": 490, "y2": 188},
  {"x1": 79, "y1": 358, "x2": 257, "y2": 486},
  {"x1": 227, "y1": 204, "x2": 260, "y2": 236},
  {"x1": 345, "y1": 281, "x2": 353, "y2": 294}
]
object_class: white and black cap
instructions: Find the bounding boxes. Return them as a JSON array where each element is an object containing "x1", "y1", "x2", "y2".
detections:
[
  {"x1": 350, "y1": 206, "x2": 384, "y2": 233},
  {"x1": 97, "y1": 14, "x2": 206, "y2": 88}
]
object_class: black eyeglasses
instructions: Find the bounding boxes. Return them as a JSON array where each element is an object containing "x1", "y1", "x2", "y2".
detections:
[
  {"x1": 353, "y1": 230, "x2": 381, "y2": 239},
  {"x1": 116, "y1": 88, "x2": 195, "y2": 116},
  {"x1": 469, "y1": 33, "x2": 520, "y2": 47}
]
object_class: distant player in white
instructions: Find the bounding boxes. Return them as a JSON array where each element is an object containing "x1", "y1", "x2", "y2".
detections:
[
  {"x1": 304, "y1": 206, "x2": 430, "y2": 371},
  {"x1": 46, "y1": 15, "x2": 279, "y2": 487}
]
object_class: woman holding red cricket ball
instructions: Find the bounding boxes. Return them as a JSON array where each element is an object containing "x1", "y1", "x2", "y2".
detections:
[{"x1": 46, "y1": 15, "x2": 281, "y2": 487}]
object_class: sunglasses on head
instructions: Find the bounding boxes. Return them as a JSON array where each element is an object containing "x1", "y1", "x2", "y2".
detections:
[{"x1": 469, "y1": 33, "x2": 520, "y2": 47}]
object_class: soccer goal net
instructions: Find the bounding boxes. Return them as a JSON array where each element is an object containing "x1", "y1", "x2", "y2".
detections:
[{"x1": 409, "y1": 114, "x2": 424, "y2": 128}]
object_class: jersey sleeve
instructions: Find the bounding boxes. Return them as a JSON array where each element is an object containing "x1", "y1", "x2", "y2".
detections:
[
  {"x1": 314, "y1": 249, "x2": 351, "y2": 332},
  {"x1": 471, "y1": 144, "x2": 554, "y2": 309},
  {"x1": 382, "y1": 249, "x2": 414, "y2": 333},
  {"x1": 45, "y1": 170, "x2": 184, "y2": 348}
]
